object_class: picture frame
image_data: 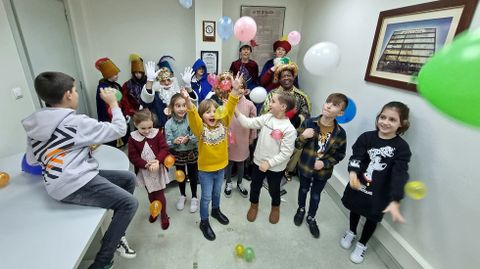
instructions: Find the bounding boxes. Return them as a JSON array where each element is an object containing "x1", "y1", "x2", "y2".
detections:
[
  {"x1": 364, "y1": 0, "x2": 478, "y2": 92},
  {"x1": 202, "y1": 20, "x2": 216, "y2": 42},
  {"x1": 201, "y1": 51, "x2": 219, "y2": 74}
]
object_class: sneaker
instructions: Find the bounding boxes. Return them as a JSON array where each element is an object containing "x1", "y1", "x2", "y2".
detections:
[
  {"x1": 88, "y1": 260, "x2": 113, "y2": 269},
  {"x1": 350, "y1": 242, "x2": 367, "y2": 264},
  {"x1": 306, "y1": 216, "x2": 320, "y2": 238},
  {"x1": 176, "y1": 195, "x2": 186, "y2": 211},
  {"x1": 224, "y1": 182, "x2": 232, "y2": 198},
  {"x1": 116, "y1": 236, "x2": 136, "y2": 259},
  {"x1": 237, "y1": 183, "x2": 248, "y2": 198},
  {"x1": 340, "y1": 230, "x2": 356, "y2": 249},
  {"x1": 293, "y1": 207, "x2": 305, "y2": 226},
  {"x1": 190, "y1": 197, "x2": 199, "y2": 213}
]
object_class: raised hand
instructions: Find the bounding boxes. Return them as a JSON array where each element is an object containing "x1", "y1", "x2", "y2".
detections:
[
  {"x1": 231, "y1": 72, "x2": 245, "y2": 97},
  {"x1": 181, "y1": 66, "x2": 194, "y2": 86},
  {"x1": 145, "y1": 61, "x2": 160, "y2": 82},
  {"x1": 99, "y1": 87, "x2": 118, "y2": 108}
]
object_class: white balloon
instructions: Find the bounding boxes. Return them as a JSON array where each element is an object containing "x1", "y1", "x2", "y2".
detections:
[
  {"x1": 303, "y1": 42, "x2": 340, "y2": 76},
  {"x1": 249, "y1": 87, "x2": 267, "y2": 104},
  {"x1": 179, "y1": 0, "x2": 192, "y2": 9}
]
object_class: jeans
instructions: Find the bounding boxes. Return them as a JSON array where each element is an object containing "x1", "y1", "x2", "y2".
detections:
[
  {"x1": 225, "y1": 160, "x2": 245, "y2": 184},
  {"x1": 198, "y1": 169, "x2": 224, "y2": 220},
  {"x1": 250, "y1": 164, "x2": 283, "y2": 206},
  {"x1": 298, "y1": 174, "x2": 328, "y2": 218},
  {"x1": 62, "y1": 170, "x2": 138, "y2": 267}
]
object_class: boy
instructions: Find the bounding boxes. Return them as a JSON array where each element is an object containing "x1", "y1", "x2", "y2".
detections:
[
  {"x1": 229, "y1": 44, "x2": 259, "y2": 90},
  {"x1": 293, "y1": 93, "x2": 348, "y2": 238},
  {"x1": 22, "y1": 72, "x2": 138, "y2": 269}
]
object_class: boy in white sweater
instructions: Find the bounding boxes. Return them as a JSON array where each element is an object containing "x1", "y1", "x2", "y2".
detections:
[{"x1": 235, "y1": 92, "x2": 297, "y2": 224}]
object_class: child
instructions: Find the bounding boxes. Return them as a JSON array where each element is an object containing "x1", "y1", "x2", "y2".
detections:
[
  {"x1": 190, "y1": 58, "x2": 212, "y2": 103},
  {"x1": 165, "y1": 93, "x2": 199, "y2": 213},
  {"x1": 128, "y1": 109, "x2": 171, "y2": 229},
  {"x1": 22, "y1": 72, "x2": 138, "y2": 269},
  {"x1": 235, "y1": 92, "x2": 297, "y2": 224},
  {"x1": 229, "y1": 44, "x2": 259, "y2": 90},
  {"x1": 224, "y1": 78, "x2": 257, "y2": 198},
  {"x1": 181, "y1": 72, "x2": 244, "y2": 241},
  {"x1": 293, "y1": 93, "x2": 348, "y2": 238},
  {"x1": 120, "y1": 54, "x2": 147, "y2": 117},
  {"x1": 340, "y1": 102, "x2": 412, "y2": 264}
]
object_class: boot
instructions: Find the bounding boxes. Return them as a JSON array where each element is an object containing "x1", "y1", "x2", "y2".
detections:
[
  {"x1": 211, "y1": 208, "x2": 229, "y2": 225},
  {"x1": 199, "y1": 219, "x2": 216, "y2": 241},
  {"x1": 247, "y1": 203, "x2": 259, "y2": 222},
  {"x1": 269, "y1": 206, "x2": 280, "y2": 224}
]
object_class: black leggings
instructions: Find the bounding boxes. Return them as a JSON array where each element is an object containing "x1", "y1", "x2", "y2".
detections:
[
  {"x1": 175, "y1": 163, "x2": 198, "y2": 198},
  {"x1": 349, "y1": 212, "x2": 378, "y2": 245}
]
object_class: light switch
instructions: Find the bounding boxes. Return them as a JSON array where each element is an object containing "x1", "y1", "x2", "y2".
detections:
[{"x1": 12, "y1": 87, "x2": 23, "y2": 100}]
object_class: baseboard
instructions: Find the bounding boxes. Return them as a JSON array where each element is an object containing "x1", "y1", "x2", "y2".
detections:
[{"x1": 326, "y1": 171, "x2": 433, "y2": 269}]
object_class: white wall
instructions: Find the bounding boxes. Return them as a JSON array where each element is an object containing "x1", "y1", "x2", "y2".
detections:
[
  {"x1": 195, "y1": 0, "x2": 223, "y2": 69},
  {"x1": 299, "y1": 0, "x2": 480, "y2": 268},
  {"x1": 0, "y1": 1, "x2": 36, "y2": 158}
]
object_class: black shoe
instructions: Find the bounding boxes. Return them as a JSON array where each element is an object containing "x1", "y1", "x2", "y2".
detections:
[
  {"x1": 244, "y1": 174, "x2": 252, "y2": 181},
  {"x1": 280, "y1": 189, "x2": 287, "y2": 196},
  {"x1": 237, "y1": 183, "x2": 249, "y2": 198},
  {"x1": 293, "y1": 207, "x2": 305, "y2": 226},
  {"x1": 199, "y1": 220, "x2": 216, "y2": 241},
  {"x1": 211, "y1": 208, "x2": 229, "y2": 225},
  {"x1": 306, "y1": 216, "x2": 320, "y2": 238}
]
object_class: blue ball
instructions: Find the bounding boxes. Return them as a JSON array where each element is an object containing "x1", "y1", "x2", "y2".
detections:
[{"x1": 336, "y1": 97, "x2": 357, "y2": 124}]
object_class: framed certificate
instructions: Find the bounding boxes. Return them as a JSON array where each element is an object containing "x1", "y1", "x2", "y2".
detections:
[{"x1": 200, "y1": 51, "x2": 219, "y2": 74}]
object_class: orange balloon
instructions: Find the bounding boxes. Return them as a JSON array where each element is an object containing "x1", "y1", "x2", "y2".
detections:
[
  {"x1": 0, "y1": 172, "x2": 10, "y2": 188},
  {"x1": 164, "y1": 155, "x2": 176, "y2": 169},
  {"x1": 175, "y1": 170, "x2": 186, "y2": 182},
  {"x1": 150, "y1": 200, "x2": 162, "y2": 218}
]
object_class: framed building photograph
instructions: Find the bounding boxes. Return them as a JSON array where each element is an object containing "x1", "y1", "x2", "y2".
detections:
[
  {"x1": 364, "y1": 0, "x2": 478, "y2": 92},
  {"x1": 201, "y1": 51, "x2": 219, "y2": 74},
  {"x1": 203, "y1": 20, "x2": 216, "y2": 42}
]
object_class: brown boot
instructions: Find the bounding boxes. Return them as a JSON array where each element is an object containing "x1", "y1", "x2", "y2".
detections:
[
  {"x1": 269, "y1": 206, "x2": 280, "y2": 224},
  {"x1": 247, "y1": 203, "x2": 259, "y2": 222}
]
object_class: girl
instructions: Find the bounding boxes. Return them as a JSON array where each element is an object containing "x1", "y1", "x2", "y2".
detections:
[
  {"x1": 224, "y1": 78, "x2": 257, "y2": 198},
  {"x1": 165, "y1": 93, "x2": 199, "y2": 213},
  {"x1": 128, "y1": 109, "x2": 171, "y2": 230},
  {"x1": 181, "y1": 72, "x2": 244, "y2": 241},
  {"x1": 235, "y1": 92, "x2": 297, "y2": 224},
  {"x1": 340, "y1": 102, "x2": 412, "y2": 264}
]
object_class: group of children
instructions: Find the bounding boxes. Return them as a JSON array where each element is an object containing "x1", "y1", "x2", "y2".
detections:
[{"x1": 21, "y1": 48, "x2": 412, "y2": 267}]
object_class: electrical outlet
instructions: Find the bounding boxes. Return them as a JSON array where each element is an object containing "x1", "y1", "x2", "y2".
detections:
[{"x1": 12, "y1": 87, "x2": 23, "y2": 100}]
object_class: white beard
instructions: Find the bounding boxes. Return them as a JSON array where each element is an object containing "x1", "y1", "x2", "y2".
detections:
[{"x1": 152, "y1": 77, "x2": 181, "y2": 105}]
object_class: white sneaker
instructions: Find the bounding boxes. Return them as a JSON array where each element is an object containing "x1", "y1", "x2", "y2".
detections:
[
  {"x1": 224, "y1": 182, "x2": 233, "y2": 198},
  {"x1": 350, "y1": 242, "x2": 367, "y2": 264},
  {"x1": 116, "y1": 236, "x2": 136, "y2": 259},
  {"x1": 190, "y1": 197, "x2": 199, "y2": 213},
  {"x1": 176, "y1": 195, "x2": 186, "y2": 211},
  {"x1": 340, "y1": 230, "x2": 356, "y2": 249}
]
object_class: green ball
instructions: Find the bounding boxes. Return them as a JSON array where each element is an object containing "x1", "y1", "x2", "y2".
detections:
[
  {"x1": 244, "y1": 247, "x2": 254, "y2": 262},
  {"x1": 417, "y1": 28, "x2": 480, "y2": 128},
  {"x1": 115, "y1": 90, "x2": 123, "y2": 102}
]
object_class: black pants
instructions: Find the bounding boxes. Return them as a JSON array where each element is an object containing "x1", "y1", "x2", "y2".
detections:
[
  {"x1": 249, "y1": 164, "x2": 283, "y2": 206},
  {"x1": 349, "y1": 212, "x2": 378, "y2": 245}
]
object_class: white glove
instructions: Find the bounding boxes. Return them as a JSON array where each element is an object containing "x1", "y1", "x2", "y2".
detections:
[
  {"x1": 181, "y1": 66, "x2": 194, "y2": 86},
  {"x1": 273, "y1": 57, "x2": 281, "y2": 66},
  {"x1": 145, "y1": 61, "x2": 160, "y2": 82}
]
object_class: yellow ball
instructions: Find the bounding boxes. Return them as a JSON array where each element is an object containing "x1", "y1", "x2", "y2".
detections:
[
  {"x1": 0, "y1": 172, "x2": 10, "y2": 188},
  {"x1": 235, "y1": 244, "x2": 245, "y2": 257},
  {"x1": 405, "y1": 181, "x2": 427, "y2": 200}
]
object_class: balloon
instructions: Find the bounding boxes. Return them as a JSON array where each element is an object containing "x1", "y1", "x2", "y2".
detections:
[
  {"x1": 249, "y1": 87, "x2": 267, "y2": 104},
  {"x1": 336, "y1": 98, "x2": 357, "y2": 124},
  {"x1": 164, "y1": 155, "x2": 176, "y2": 168},
  {"x1": 279, "y1": 57, "x2": 290, "y2": 65},
  {"x1": 207, "y1": 73, "x2": 218, "y2": 87},
  {"x1": 405, "y1": 181, "x2": 427, "y2": 200},
  {"x1": 244, "y1": 247, "x2": 255, "y2": 262},
  {"x1": 150, "y1": 200, "x2": 162, "y2": 218},
  {"x1": 0, "y1": 172, "x2": 10, "y2": 188},
  {"x1": 175, "y1": 170, "x2": 185, "y2": 182},
  {"x1": 179, "y1": 0, "x2": 192, "y2": 9},
  {"x1": 21, "y1": 154, "x2": 42, "y2": 175},
  {"x1": 288, "y1": 31, "x2": 301, "y2": 46},
  {"x1": 228, "y1": 131, "x2": 236, "y2": 145},
  {"x1": 235, "y1": 244, "x2": 245, "y2": 257},
  {"x1": 218, "y1": 16, "x2": 234, "y2": 40},
  {"x1": 115, "y1": 89, "x2": 122, "y2": 102},
  {"x1": 214, "y1": 106, "x2": 228, "y2": 120},
  {"x1": 303, "y1": 42, "x2": 341, "y2": 76},
  {"x1": 234, "y1": 16, "x2": 257, "y2": 42},
  {"x1": 417, "y1": 28, "x2": 480, "y2": 127},
  {"x1": 270, "y1": 129, "x2": 284, "y2": 141}
]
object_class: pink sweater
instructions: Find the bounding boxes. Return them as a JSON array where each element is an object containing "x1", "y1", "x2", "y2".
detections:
[{"x1": 228, "y1": 96, "x2": 257, "y2": 161}]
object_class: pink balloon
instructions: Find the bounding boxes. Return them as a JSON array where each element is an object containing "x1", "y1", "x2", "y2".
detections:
[
  {"x1": 270, "y1": 129, "x2": 284, "y2": 141},
  {"x1": 207, "y1": 73, "x2": 218, "y2": 87},
  {"x1": 234, "y1": 16, "x2": 257, "y2": 42},
  {"x1": 228, "y1": 131, "x2": 236, "y2": 145},
  {"x1": 288, "y1": 31, "x2": 301, "y2": 46}
]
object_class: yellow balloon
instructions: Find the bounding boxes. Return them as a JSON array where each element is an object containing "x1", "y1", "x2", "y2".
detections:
[
  {"x1": 0, "y1": 172, "x2": 10, "y2": 188},
  {"x1": 175, "y1": 170, "x2": 186, "y2": 183},
  {"x1": 235, "y1": 244, "x2": 245, "y2": 257},
  {"x1": 405, "y1": 181, "x2": 427, "y2": 200},
  {"x1": 164, "y1": 155, "x2": 176, "y2": 169},
  {"x1": 150, "y1": 200, "x2": 162, "y2": 218},
  {"x1": 214, "y1": 106, "x2": 228, "y2": 120}
]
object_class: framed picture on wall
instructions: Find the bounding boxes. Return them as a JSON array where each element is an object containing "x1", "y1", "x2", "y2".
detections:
[
  {"x1": 201, "y1": 51, "x2": 219, "y2": 74},
  {"x1": 240, "y1": 6, "x2": 285, "y2": 67},
  {"x1": 364, "y1": 0, "x2": 478, "y2": 92},
  {"x1": 203, "y1": 21, "x2": 216, "y2": 42}
]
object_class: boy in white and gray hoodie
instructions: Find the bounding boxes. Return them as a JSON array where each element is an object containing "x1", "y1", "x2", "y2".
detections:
[
  {"x1": 21, "y1": 72, "x2": 138, "y2": 269},
  {"x1": 235, "y1": 92, "x2": 297, "y2": 224}
]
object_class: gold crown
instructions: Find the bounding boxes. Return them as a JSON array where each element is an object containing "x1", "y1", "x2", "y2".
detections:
[
  {"x1": 157, "y1": 67, "x2": 173, "y2": 81},
  {"x1": 274, "y1": 62, "x2": 299, "y2": 80}
]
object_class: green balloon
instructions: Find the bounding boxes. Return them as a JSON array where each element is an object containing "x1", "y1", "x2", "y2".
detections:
[
  {"x1": 115, "y1": 90, "x2": 123, "y2": 102},
  {"x1": 417, "y1": 28, "x2": 480, "y2": 127},
  {"x1": 244, "y1": 247, "x2": 254, "y2": 262}
]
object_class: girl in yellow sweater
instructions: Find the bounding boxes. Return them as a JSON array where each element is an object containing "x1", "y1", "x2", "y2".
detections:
[{"x1": 181, "y1": 72, "x2": 244, "y2": 241}]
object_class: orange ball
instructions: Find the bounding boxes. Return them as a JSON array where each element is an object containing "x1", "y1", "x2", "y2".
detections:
[
  {"x1": 149, "y1": 200, "x2": 162, "y2": 218},
  {"x1": 175, "y1": 170, "x2": 186, "y2": 182},
  {"x1": 163, "y1": 155, "x2": 176, "y2": 169},
  {"x1": 0, "y1": 172, "x2": 10, "y2": 188}
]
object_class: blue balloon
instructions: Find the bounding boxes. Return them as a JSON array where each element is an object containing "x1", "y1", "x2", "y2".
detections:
[
  {"x1": 336, "y1": 97, "x2": 357, "y2": 124},
  {"x1": 21, "y1": 154, "x2": 42, "y2": 175},
  {"x1": 218, "y1": 16, "x2": 233, "y2": 40},
  {"x1": 179, "y1": 0, "x2": 192, "y2": 9}
]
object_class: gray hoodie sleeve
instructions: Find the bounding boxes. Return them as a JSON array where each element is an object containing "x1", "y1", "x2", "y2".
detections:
[{"x1": 74, "y1": 107, "x2": 127, "y2": 147}]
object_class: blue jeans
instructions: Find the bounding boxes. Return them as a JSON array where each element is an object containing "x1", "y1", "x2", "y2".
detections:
[
  {"x1": 298, "y1": 174, "x2": 328, "y2": 218},
  {"x1": 198, "y1": 169, "x2": 225, "y2": 220},
  {"x1": 62, "y1": 170, "x2": 138, "y2": 268}
]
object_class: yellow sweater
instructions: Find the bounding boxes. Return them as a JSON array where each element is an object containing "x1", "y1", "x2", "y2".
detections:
[{"x1": 187, "y1": 94, "x2": 239, "y2": 172}]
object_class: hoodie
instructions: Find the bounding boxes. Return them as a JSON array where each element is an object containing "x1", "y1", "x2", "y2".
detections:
[
  {"x1": 21, "y1": 107, "x2": 126, "y2": 200},
  {"x1": 191, "y1": 58, "x2": 212, "y2": 103}
]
